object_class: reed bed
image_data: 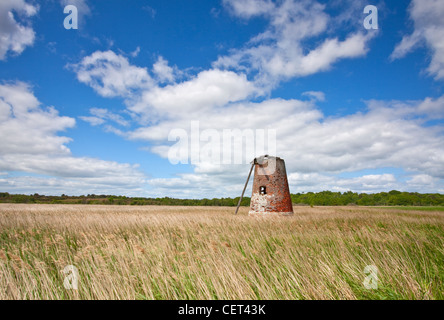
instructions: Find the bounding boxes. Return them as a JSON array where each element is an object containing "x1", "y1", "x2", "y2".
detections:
[{"x1": 0, "y1": 204, "x2": 442, "y2": 299}]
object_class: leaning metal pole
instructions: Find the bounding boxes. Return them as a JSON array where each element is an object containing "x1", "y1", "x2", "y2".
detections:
[{"x1": 235, "y1": 161, "x2": 255, "y2": 215}]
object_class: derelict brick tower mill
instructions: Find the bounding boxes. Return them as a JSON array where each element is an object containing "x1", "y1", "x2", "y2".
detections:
[{"x1": 249, "y1": 155, "x2": 294, "y2": 216}]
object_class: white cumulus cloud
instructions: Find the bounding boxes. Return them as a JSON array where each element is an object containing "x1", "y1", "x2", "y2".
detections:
[
  {"x1": 0, "y1": 0, "x2": 37, "y2": 60},
  {"x1": 0, "y1": 81, "x2": 147, "y2": 195},
  {"x1": 70, "y1": 46, "x2": 444, "y2": 197},
  {"x1": 70, "y1": 50, "x2": 154, "y2": 98}
]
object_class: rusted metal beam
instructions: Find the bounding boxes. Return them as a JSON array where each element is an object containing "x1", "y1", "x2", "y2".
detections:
[{"x1": 234, "y1": 162, "x2": 255, "y2": 215}]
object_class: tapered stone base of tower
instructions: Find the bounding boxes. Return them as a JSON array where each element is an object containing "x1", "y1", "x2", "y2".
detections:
[{"x1": 249, "y1": 155, "x2": 294, "y2": 216}]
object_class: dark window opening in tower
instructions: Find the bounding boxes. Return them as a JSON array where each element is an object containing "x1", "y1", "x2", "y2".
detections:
[{"x1": 260, "y1": 186, "x2": 266, "y2": 195}]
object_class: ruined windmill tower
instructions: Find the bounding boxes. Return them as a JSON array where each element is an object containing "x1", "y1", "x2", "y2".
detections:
[{"x1": 235, "y1": 155, "x2": 294, "y2": 216}]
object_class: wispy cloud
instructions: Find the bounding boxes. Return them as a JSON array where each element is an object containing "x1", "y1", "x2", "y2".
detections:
[
  {"x1": 0, "y1": 0, "x2": 38, "y2": 60},
  {"x1": 216, "y1": 0, "x2": 375, "y2": 88},
  {"x1": 302, "y1": 91, "x2": 325, "y2": 102},
  {"x1": 391, "y1": 0, "x2": 444, "y2": 80},
  {"x1": 130, "y1": 46, "x2": 140, "y2": 58},
  {"x1": 142, "y1": 5, "x2": 156, "y2": 19},
  {"x1": 80, "y1": 107, "x2": 130, "y2": 127}
]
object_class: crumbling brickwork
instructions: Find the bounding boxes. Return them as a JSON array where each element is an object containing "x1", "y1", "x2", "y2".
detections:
[{"x1": 249, "y1": 156, "x2": 294, "y2": 215}]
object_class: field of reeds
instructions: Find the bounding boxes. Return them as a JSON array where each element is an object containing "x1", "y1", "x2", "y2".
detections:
[{"x1": 0, "y1": 203, "x2": 442, "y2": 300}]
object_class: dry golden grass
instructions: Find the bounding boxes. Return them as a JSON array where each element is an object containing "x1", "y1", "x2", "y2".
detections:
[{"x1": 0, "y1": 203, "x2": 442, "y2": 300}]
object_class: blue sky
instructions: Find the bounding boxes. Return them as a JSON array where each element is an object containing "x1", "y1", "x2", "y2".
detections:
[{"x1": 0, "y1": 0, "x2": 443, "y2": 198}]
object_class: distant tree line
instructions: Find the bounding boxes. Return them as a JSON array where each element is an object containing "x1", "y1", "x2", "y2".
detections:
[
  {"x1": 0, "y1": 192, "x2": 250, "y2": 206},
  {"x1": 0, "y1": 190, "x2": 443, "y2": 206},
  {"x1": 291, "y1": 190, "x2": 444, "y2": 206}
]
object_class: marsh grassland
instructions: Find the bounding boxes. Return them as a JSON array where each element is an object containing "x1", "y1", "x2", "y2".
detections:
[{"x1": 0, "y1": 204, "x2": 442, "y2": 299}]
